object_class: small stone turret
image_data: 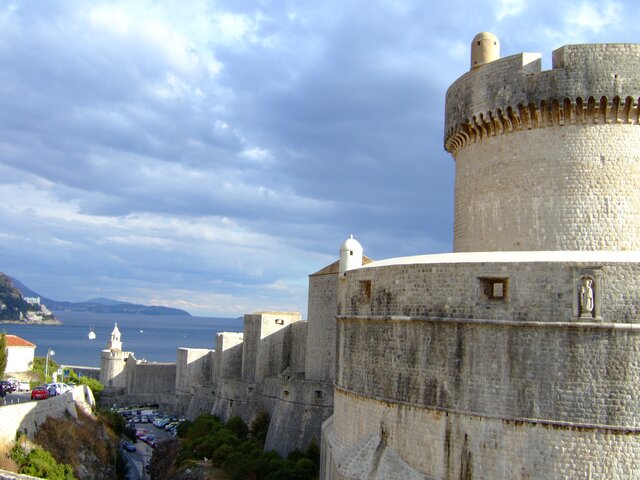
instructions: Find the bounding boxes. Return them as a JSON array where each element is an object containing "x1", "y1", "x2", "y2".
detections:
[
  {"x1": 470, "y1": 31, "x2": 500, "y2": 70},
  {"x1": 339, "y1": 235, "x2": 363, "y2": 276}
]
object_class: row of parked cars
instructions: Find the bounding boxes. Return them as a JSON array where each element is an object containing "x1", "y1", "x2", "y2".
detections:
[
  {"x1": 118, "y1": 408, "x2": 184, "y2": 449},
  {"x1": 31, "y1": 382, "x2": 73, "y2": 400},
  {"x1": 1, "y1": 378, "x2": 29, "y2": 393}
]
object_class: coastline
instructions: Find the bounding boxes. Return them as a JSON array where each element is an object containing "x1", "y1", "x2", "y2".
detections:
[{"x1": 0, "y1": 319, "x2": 62, "y2": 325}]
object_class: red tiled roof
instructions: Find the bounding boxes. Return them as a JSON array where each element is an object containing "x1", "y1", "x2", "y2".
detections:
[
  {"x1": 5, "y1": 334, "x2": 36, "y2": 348},
  {"x1": 309, "y1": 256, "x2": 374, "y2": 276}
]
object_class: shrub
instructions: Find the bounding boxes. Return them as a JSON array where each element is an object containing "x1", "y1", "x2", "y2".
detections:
[
  {"x1": 226, "y1": 416, "x2": 249, "y2": 440},
  {"x1": 79, "y1": 376, "x2": 104, "y2": 398},
  {"x1": 11, "y1": 444, "x2": 76, "y2": 480},
  {"x1": 176, "y1": 413, "x2": 319, "y2": 479}
]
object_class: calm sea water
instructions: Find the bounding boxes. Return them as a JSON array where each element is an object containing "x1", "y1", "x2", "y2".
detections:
[{"x1": 1, "y1": 311, "x2": 243, "y2": 368}]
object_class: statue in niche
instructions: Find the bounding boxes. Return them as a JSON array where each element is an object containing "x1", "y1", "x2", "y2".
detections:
[{"x1": 580, "y1": 277, "x2": 594, "y2": 317}]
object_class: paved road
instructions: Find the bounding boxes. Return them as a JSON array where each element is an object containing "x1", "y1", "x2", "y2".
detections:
[
  {"x1": 3, "y1": 391, "x2": 31, "y2": 404},
  {"x1": 124, "y1": 421, "x2": 175, "y2": 479}
]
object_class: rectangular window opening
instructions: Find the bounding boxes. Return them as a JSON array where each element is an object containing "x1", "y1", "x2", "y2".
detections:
[
  {"x1": 359, "y1": 280, "x2": 372, "y2": 301},
  {"x1": 479, "y1": 277, "x2": 508, "y2": 301}
]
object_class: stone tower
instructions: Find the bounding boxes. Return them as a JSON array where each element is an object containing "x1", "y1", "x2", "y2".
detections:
[
  {"x1": 99, "y1": 323, "x2": 129, "y2": 388},
  {"x1": 322, "y1": 36, "x2": 640, "y2": 480},
  {"x1": 445, "y1": 40, "x2": 640, "y2": 253}
]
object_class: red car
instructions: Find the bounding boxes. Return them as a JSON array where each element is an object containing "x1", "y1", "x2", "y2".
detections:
[{"x1": 31, "y1": 385, "x2": 49, "y2": 400}]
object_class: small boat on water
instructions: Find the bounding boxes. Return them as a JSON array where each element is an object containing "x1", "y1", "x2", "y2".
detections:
[{"x1": 88, "y1": 327, "x2": 96, "y2": 340}]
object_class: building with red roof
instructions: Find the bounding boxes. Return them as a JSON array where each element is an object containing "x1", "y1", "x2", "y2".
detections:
[{"x1": 5, "y1": 334, "x2": 36, "y2": 374}]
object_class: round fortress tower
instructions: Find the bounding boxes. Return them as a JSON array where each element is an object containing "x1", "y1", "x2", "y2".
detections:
[
  {"x1": 323, "y1": 36, "x2": 640, "y2": 480},
  {"x1": 445, "y1": 36, "x2": 640, "y2": 252}
]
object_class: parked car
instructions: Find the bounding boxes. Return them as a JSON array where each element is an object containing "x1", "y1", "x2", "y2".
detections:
[
  {"x1": 0, "y1": 380, "x2": 15, "y2": 393},
  {"x1": 122, "y1": 441, "x2": 136, "y2": 452},
  {"x1": 6, "y1": 378, "x2": 19, "y2": 390},
  {"x1": 46, "y1": 383, "x2": 60, "y2": 397},
  {"x1": 31, "y1": 385, "x2": 49, "y2": 400}
]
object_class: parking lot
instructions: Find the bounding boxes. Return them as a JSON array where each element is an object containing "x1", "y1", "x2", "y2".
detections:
[{"x1": 119, "y1": 408, "x2": 184, "y2": 479}]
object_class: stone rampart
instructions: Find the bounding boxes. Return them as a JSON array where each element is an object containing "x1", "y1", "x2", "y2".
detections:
[
  {"x1": 330, "y1": 390, "x2": 640, "y2": 479},
  {"x1": 331, "y1": 252, "x2": 640, "y2": 478},
  {"x1": 305, "y1": 271, "x2": 339, "y2": 382},
  {"x1": 176, "y1": 348, "x2": 213, "y2": 415},
  {"x1": 263, "y1": 376, "x2": 334, "y2": 455},
  {"x1": 0, "y1": 385, "x2": 95, "y2": 443},
  {"x1": 211, "y1": 378, "x2": 261, "y2": 424},
  {"x1": 336, "y1": 318, "x2": 640, "y2": 427},
  {"x1": 184, "y1": 384, "x2": 217, "y2": 421},
  {"x1": 344, "y1": 252, "x2": 640, "y2": 322}
]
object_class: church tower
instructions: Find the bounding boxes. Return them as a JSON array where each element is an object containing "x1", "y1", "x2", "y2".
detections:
[{"x1": 99, "y1": 323, "x2": 129, "y2": 388}]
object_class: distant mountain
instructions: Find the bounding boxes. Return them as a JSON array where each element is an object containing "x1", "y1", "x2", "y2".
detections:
[
  {"x1": 86, "y1": 297, "x2": 128, "y2": 306},
  {"x1": 9, "y1": 276, "x2": 191, "y2": 316}
]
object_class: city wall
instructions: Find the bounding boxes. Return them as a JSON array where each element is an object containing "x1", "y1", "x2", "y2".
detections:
[
  {"x1": 327, "y1": 390, "x2": 640, "y2": 479},
  {"x1": 0, "y1": 385, "x2": 95, "y2": 444},
  {"x1": 326, "y1": 253, "x2": 640, "y2": 478},
  {"x1": 341, "y1": 252, "x2": 640, "y2": 322}
]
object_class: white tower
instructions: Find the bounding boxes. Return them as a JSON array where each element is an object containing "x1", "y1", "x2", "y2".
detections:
[
  {"x1": 107, "y1": 323, "x2": 122, "y2": 351},
  {"x1": 339, "y1": 235, "x2": 363, "y2": 276}
]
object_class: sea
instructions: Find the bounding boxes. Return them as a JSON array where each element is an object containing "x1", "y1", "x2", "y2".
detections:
[{"x1": 1, "y1": 311, "x2": 243, "y2": 368}]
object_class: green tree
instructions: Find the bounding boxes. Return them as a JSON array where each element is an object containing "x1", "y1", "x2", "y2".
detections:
[
  {"x1": 0, "y1": 333, "x2": 6, "y2": 379},
  {"x1": 32, "y1": 356, "x2": 59, "y2": 384}
]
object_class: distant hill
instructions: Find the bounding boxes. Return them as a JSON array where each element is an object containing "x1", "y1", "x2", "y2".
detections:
[
  {"x1": 9, "y1": 276, "x2": 191, "y2": 316},
  {"x1": 0, "y1": 273, "x2": 58, "y2": 322}
]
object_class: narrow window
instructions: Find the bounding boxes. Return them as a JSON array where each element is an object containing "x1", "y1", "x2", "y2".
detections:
[{"x1": 360, "y1": 280, "x2": 372, "y2": 301}]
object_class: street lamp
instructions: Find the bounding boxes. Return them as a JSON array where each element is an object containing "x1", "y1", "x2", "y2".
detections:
[{"x1": 45, "y1": 349, "x2": 55, "y2": 382}]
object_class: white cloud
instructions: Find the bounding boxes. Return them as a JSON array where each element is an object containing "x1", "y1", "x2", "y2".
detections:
[
  {"x1": 496, "y1": 0, "x2": 526, "y2": 20},
  {"x1": 568, "y1": 1, "x2": 621, "y2": 33}
]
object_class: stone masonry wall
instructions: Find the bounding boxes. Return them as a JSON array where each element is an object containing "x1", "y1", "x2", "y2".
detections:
[
  {"x1": 305, "y1": 273, "x2": 339, "y2": 382},
  {"x1": 336, "y1": 316, "x2": 640, "y2": 427},
  {"x1": 343, "y1": 257, "x2": 640, "y2": 322},
  {"x1": 332, "y1": 390, "x2": 640, "y2": 480},
  {"x1": 453, "y1": 124, "x2": 640, "y2": 252}
]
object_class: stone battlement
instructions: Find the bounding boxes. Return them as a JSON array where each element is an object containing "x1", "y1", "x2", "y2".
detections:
[{"x1": 445, "y1": 44, "x2": 640, "y2": 153}]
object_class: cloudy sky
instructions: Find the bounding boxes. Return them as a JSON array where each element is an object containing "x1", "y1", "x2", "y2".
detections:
[{"x1": 0, "y1": 0, "x2": 636, "y2": 317}]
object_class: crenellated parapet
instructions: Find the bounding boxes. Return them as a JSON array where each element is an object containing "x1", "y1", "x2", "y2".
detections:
[
  {"x1": 446, "y1": 94, "x2": 640, "y2": 155},
  {"x1": 444, "y1": 44, "x2": 640, "y2": 156}
]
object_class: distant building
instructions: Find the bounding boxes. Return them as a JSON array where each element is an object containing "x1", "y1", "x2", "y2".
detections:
[
  {"x1": 23, "y1": 297, "x2": 41, "y2": 306},
  {"x1": 5, "y1": 334, "x2": 36, "y2": 374}
]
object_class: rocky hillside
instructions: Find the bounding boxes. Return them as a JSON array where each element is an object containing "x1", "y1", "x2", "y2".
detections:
[{"x1": 0, "y1": 272, "x2": 31, "y2": 321}]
